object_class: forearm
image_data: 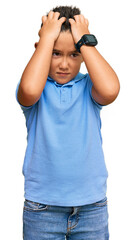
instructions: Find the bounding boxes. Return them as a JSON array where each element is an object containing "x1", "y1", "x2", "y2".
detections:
[
  {"x1": 18, "y1": 37, "x2": 54, "y2": 106},
  {"x1": 81, "y1": 45, "x2": 120, "y2": 104},
  {"x1": 68, "y1": 14, "x2": 120, "y2": 105}
]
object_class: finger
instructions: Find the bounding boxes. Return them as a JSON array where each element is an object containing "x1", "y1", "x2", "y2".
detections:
[
  {"x1": 74, "y1": 15, "x2": 80, "y2": 22},
  {"x1": 41, "y1": 15, "x2": 47, "y2": 28},
  {"x1": 69, "y1": 18, "x2": 75, "y2": 25},
  {"x1": 85, "y1": 18, "x2": 89, "y2": 26},
  {"x1": 38, "y1": 29, "x2": 41, "y2": 37},
  {"x1": 47, "y1": 10, "x2": 54, "y2": 19},
  {"x1": 41, "y1": 15, "x2": 47, "y2": 23},
  {"x1": 79, "y1": 14, "x2": 85, "y2": 23},
  {"x1": 58, "y1": 16, "x2": 66, "y2": 24},
  {"x1": 53, "y1": 11, "x2": 60, "y2": 20}
]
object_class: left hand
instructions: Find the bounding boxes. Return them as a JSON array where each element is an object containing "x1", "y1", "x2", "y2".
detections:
[
  {"x1": 35, "y1": 14, "x2": 90, "y2": 49},
  {"x1": 69, "y1": 14, "x2": 90, "y2": 43}
]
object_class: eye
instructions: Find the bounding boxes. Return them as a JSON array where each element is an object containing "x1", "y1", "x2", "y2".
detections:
[
  {"x1": 52, "y1": 52, "x2": 61, "y2": 57},
  {"x1": 71, "y1": 53, "x2": 79, "y2": 58}
]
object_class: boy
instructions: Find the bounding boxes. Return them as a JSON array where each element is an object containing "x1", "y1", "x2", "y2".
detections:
[{"x1": 16, "y1": 6, "x2": 120, "y2": 240}]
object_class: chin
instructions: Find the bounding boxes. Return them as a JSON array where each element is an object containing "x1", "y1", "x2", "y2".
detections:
[{"x1": 56, "y1": 79, "x2": 70, "y2": 84}]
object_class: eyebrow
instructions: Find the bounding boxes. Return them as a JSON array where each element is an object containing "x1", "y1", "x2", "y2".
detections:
[{"x1": 53, "y1": 49, "x2": 79, "y2": 54}]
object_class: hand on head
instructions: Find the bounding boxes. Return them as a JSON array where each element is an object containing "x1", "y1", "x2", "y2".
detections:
[
  {"x1": 34, "y1": 11, "x2": 66, "y2": 48},
  {"x1": 34, "y1": 11, "x2": 90, "y2": 49}
]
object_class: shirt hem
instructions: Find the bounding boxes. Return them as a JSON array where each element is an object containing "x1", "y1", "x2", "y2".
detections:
[{"x1": 24, "y1": 193, "x2": 107, "y2": 207}]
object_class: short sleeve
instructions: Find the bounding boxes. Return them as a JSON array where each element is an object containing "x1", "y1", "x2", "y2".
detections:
[{"x1": 86, "y1": 74, "x2": 103, "y2": 110}]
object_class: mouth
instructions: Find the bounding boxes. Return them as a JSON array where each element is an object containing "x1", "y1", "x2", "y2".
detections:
[{"x1": 56, "y1": 72, "x2": 70, "y2": 76}]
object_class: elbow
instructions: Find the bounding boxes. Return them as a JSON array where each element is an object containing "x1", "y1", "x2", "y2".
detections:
[
  {"x1": 105, "y1": 78, "x2": 120, "y2": 104},
  {"x1": 18, "y1": 81, "x2": 40, "y2": 106},
  {"x1": 20, "y1": 83, "x2": 36, "y2": 98}
]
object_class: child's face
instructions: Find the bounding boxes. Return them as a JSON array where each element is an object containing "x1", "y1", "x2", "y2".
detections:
[{"x1": 49, "y1": 31, "x2": 83, "y2": 84}]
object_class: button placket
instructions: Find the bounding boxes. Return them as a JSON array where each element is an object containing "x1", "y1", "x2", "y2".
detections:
[{"x1": 61, "y1": 87, "x2": 67, "y2": 103}]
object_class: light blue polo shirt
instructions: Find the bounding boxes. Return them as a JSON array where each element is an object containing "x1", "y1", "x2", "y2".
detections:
[{"x1": 16, "y1": 72, "x2": 108, "y2": 207}]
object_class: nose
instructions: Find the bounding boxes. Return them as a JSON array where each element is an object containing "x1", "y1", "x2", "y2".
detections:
[{"x1": 59, "y1": 57, "x2": 69, "y2": 70}]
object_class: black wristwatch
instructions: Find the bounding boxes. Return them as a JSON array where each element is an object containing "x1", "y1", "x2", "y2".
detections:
[{"x1": 75, "y1": 34, "x2": 98, "y2": 53}]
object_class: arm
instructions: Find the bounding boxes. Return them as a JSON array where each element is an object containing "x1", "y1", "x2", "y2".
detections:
[
  {"x1": 18, "y1": 11, "x2": 66, "y2": 107},
  {"x1": 69, "y1": 15, "x2": 120, "y2": 105}
]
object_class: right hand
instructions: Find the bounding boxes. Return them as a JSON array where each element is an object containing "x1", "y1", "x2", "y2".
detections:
[{"x1": 38, "y1": 11, "x2": 66, "y2": 42}]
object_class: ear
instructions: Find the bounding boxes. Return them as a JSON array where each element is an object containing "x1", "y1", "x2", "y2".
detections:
[{"x1": 34, "y1": 42, "x2": 39, "y2": 49}]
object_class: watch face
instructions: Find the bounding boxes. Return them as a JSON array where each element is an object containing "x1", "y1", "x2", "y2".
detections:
[
  {"x1": 83, "y1": 34, "x2": 98, "y2": 46},
  {"x1": 75, "y1": 34, "x2": 98, "y2": 53}
]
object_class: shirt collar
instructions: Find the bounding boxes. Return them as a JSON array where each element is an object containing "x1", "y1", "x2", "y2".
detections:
[{"x1": 47, "y1": 72, "x2": 87, "y2": 86}]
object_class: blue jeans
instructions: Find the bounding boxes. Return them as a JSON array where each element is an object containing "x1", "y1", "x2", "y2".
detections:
[{"x1": 23, "y1": 197, "x2": 109, "y2": 240}]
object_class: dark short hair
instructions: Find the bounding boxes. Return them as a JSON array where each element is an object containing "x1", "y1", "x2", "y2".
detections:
[{"x1": 41, "y1": 6, "x2": 81, "y2": 32}]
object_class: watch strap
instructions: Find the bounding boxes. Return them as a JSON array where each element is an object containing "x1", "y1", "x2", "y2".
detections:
[{"x1": 75, "y1": 38, "x2": 85, "y2": 53}]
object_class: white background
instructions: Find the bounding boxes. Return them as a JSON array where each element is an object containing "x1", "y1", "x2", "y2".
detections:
[{"x1": 0, "y1": 0, "x2": 136, "y2": 239}]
